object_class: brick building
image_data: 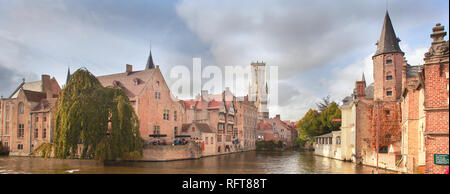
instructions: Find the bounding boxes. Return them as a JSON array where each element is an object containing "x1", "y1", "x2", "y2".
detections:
[
  {"x1": 235, "y1": 95, "x2": 258, "y2": 151},
  {"x1": 0, "y1": 75, "x2": 61, "y2": 156},
  {"x1": 422, "y1": 23, "x2": 449, "y2": 174},
  {"x1": 256, "y1": 114, "x2": 294, "y2": 147},
  {"x1": 97, "y1": 50, "x2": 185, "y2": 144},
  {"x1": 339, "y1": 12, "x2": 448, "y2": 173},
  {"x1": 180, "y1": 88, "x2": 239, "y2": 153}
]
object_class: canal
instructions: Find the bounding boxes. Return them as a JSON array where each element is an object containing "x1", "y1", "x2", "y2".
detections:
[{"x1": 0, "y1": 150, "x2": 387, "y2": 174}]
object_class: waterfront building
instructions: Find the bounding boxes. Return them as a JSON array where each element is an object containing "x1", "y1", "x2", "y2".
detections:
[
  {"x1": 235, "y1": 95, "x2": 258, "y2": 151},
  {"x1": 337, "y1": 12, "x2": 448, "y2": 173},
  {"x1": 97, "y1": 50, "x2": 185, "y2": 144},
  {"x1": 0, "y1": 75, "x2": 61, "y2": 156},
  {"x1": 314, "y1": 131, "x2": 342, "y2": 160},
  {"x1": 256, "y1": 115, "x2": 294, "y2": 147},
  {"x1": 180, "y1": 88, "x2": 239, "y2": 154},
  {"x1": 180, "y1": 122, "x2": 216, "y2": 156}
]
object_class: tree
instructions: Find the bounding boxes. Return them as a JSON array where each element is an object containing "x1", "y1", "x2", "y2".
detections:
[
  {"x1": 296, "y1": 97, "x2": 342, "y2": 147},
  {"x1": 32, "y1": 68, "x2": 143, "y2": 161}
]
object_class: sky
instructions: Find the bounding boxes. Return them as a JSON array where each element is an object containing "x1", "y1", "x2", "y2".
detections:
[{"x1": 0, "y1": 0, "x2": 448, "y2": 121}]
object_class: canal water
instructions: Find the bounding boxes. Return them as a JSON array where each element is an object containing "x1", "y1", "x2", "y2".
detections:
[{"x1": 0, "y1": 151, "x2": 386, "y2": 174}]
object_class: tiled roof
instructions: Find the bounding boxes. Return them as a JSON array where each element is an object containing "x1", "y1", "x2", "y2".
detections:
[
  {"x1": 406, "y1": 65, "x2": 422, "y2": 78},
  {"x1": 23, "y1": 90, "x2": 47, "y2": 102},
  {"x1": 97, "y1": 69, "x2": 155, "y2": 100},
  {"x1": 342, "y1": 96, "x2": 353, "y2": 106}
]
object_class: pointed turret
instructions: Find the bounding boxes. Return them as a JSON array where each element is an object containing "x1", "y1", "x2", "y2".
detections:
[
  {"x1": 66, "y1": 67, "x2": 71, "y2": 85},
  {"x1": 146, "y1": 49, "x2": 155, "y2": 70},
  {"x1": 361, "y1": 72, "x2": 366, "y2": 82},
  {"x1": 374, "y1": 11, "x2": 403, "y2": 56}
]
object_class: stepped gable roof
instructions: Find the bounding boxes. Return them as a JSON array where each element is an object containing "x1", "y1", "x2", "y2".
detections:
[{"x1": 97, "y1": 69, "x2": 155, "y2": 100}]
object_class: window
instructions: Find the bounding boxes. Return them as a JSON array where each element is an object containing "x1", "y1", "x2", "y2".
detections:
[
  {"x1": 17, "y1": 124, "x2": 24, "y2": 138},
  {"x1": 35, "y1": 116, "x2": 39, "y2": 122},
  {"x1": 34, "y1": 128, "x2": 39, "y2": 139},
  {"x1": 217, "y1": 135, "x2": 222, "y2": 143},
  {"x1": 42, "y1": 128, "x2": 47, "y2": 139},
  {"x1": 163, "y1": 109, "x2": 169, "y2": 120},
  {"x1": 3, "y1": 142, "x2": 8, "y2": 149},
  {"x1": 211, "y1": 137, "x2": 214, "y2": 144},
  {"x1": 336, "y1": 136, "x2": 341, "y2": 145},
  {"x1": 218, "y1": 123, "x2": 224, "y2": 131},
  {"x1": 205, "y1": 137, "x2": 208, "y2": 144},
  {"x1": 386, "y1": 57, "x2": 392, "y2": 65},
  {"x1": 17, "y1": 144, "x2": 23, "y2": 150},
  {"x1": 43, "y1": 117, "x2": 47, "y2": 122},
  {"x1": 153, "y1": 125, "x2": 160, "y2": 134},
  {"x1": 227, "y1": 124, "x2": 233, "y2": 132},
  {"x1": 18, "y1": 102, "x2": 24, "y2": 114},
  {"x1": 155, "y1": 92, "x2": 160, "y2": 99},
  {"x1": 5, "y1": 104, "x2": 9, "y2": 120},
  {"x1": 386, "y1": 90, "x2": 392, "y2": 96},
  {"x1": 386, "y1": 75, "x2": 393, "y2": 80},
  {"x1": 174, "y1": 111, "x2": 177, "y2": 121},
  {"x1": 385, "y1": 134, "x2": 392, "y2": 139},
  {"x1": 174, "y1": 127, "x2": 178, "y2": 137},
  {"x1": 226, "y1": 135, "x2": 231, "y2": 142},
  {"x1": 156, "y1": 81, "x2": 160, "y2": 87},
  {"x1": 385, "y1": 110, "x2": 391, "y2": 117}
]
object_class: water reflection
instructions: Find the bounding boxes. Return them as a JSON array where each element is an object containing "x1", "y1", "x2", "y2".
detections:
[{"x1": 0, "y1": 151, "x2": 386, "y2": 174}]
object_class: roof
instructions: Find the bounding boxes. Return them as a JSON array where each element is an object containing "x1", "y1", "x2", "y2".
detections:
[
  {"x1": 374, "y1": 11, "x2": 403, "y2": 56},
  {"x1": 10, "y1": 80, "x2": 41, "y2": 98},
  {"x1": 365, "y1": 83, "x2": 374, "y2": 99},
  {"x1": 315, "y1": 132, "x2": 333, "y2": 138},
  {"x1": 342, "y1": 96, "x2": 354, "y2": 106},
  {"x1": 97, "y1": 69, "x2": 155, "y2": 100},
  {"x1": 31, "y1": 98, "x2": 57, "y2": 111},
  {"x1": 23, "y1": 90, "x2": 47, "y2": 102},
  {"x1": 406, "y1": 65, "x2": 422, "y2": 78}
]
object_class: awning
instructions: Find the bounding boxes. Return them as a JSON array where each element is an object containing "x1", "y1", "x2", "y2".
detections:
[
  {"x1": 175, "y1": 135, "x2": 191, "y2": 138},
  {"x1": 149, "y1": 134, "x2": 167, "y2": 138}
]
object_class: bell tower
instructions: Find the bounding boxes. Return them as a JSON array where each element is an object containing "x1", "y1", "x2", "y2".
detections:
[{"x1": 372, "y1": 11, "x2": 404, "y2": 101}]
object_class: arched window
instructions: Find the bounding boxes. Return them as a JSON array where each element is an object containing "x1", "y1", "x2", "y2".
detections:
[
  {"x1": 18, "y1": 102, "x2": 24, "y2": 114},
  {"x1": 386, "y1": 56, "x2": 392, "y2": 65},
  {"x1": 336, "y1": 136, "x2": 341, "y2": 145}
]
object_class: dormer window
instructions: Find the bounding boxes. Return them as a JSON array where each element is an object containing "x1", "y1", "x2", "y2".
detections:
[
  {"x1": 112, "y1": 80, "x2": 120, "y2": 87},
  {"x1": 133, "y1": 78, "x2": 140, "y2": 86}
]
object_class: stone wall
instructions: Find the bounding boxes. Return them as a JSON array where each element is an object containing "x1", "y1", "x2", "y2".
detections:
[{"x1": 140, "y1": 142, "x2": 202, "y2": 161}]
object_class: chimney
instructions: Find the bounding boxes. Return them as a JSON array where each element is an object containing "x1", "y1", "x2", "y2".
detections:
[
  {"x1": 41, "y1": 74, "x2": 51, "y2": 92},
  {"x1": 275, "y1": 114, "x2": 280, "y2": 120},
  {"x1": 126, "y1": 64, "x2": 133, "y2": 74}
]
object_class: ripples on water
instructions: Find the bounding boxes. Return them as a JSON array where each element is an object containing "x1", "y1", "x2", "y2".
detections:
[{"x1": 0, "y1": 151, "x2": 384, "y2": 174}]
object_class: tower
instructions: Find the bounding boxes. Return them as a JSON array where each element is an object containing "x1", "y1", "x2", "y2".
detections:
[
  {"x1": 372, "y1": 11, "x2": 404, "y2": 101},
  {"x1": 250, "y1": 61, "x2": 269, "y2": 119},
  {"x1": 354, "y1": 73, "x2": 366, "y2": 99}
]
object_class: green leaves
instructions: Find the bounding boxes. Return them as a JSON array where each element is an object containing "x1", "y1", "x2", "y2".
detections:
[
  {"x1": 38, "y1": 68, "x2": 143, "y2": 161},
  {"x1": 296, "y1": 98, "x2": 341, "y2": 146}
]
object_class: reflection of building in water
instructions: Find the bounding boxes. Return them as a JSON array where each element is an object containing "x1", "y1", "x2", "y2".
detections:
[{"x1": 249, "y1": 61, "x2": 269, "y2": 119}]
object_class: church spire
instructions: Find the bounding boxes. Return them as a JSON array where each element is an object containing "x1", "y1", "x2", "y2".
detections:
[
  {"x1": 66, "y1": 66, "x2": 71, "y2": 85},
  {"x1": 361, "y1": 72, "x2": 366, "y2": 82},
  {"x1": 146, "y1": 48, "x2": 155, "y2": 70},
  {"x1": 374, "y1": 11, "x2": 403, "y2": 56}
]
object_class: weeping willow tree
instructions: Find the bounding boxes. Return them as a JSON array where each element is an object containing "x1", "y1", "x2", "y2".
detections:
[{"x1": 33, "y1": 68, "x2": 143, "y2": 161}]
